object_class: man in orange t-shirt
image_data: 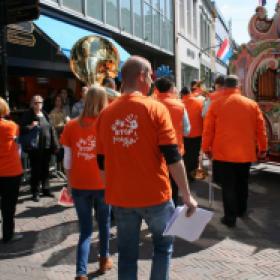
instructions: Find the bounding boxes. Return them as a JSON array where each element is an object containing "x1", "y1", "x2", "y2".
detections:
[
  {"x1": 181, "y1": 86, "x2": 204, "y2": 181},
  {"x1": 96, "y1": 56, "x2": 197, "y2": 280},
  {"x1": 155, "y1": 76, "x2": 191, "y2": 206},
  {"x1": 202, "y1": 75, "x2": 267, "y2": 228}
]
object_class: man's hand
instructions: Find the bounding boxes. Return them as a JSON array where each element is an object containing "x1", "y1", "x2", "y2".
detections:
[
  {"x1": 258, "y1": 151, "x2": 267, "y2": 161},
  {"x1": 204, "y1": 151, "x2": 212, "y2": 159},
  {"x1": 182, "y1": 194, "x2": 198, "y2": 217}
]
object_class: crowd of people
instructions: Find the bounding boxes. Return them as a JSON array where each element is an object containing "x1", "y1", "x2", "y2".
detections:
[{"x1": 0, "y1": 55, "x2": 267, "y2": 280}]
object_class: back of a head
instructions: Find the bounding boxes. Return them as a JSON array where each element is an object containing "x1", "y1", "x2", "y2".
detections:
[
  {"x1": 190, "y1": 80, "x2": 198, "y2": 90},
  {"x1": 102, "y1": 77, "x2": 116, "y2": 90},
  {"x1": 80, "y1": 85, "x2": 108, "y2": 119},
  {"x1": 154, "y1": 76, "x2": 174, "y2": 93},
  {"x1": 225, "y1": 75, "x2": 239, "y2": 88},
  {"x1": 121, "y1": 56, "x2": 150, "y2": 87},
  {"x1": 180, "y1": 86, "x2": 191, "y2": 96},
  {"x1": 0, "y1": 97, "x2": 10, "y2": 117},
  {"x1": 214, "y1": 75, "x2": 225, "y2": 87}
]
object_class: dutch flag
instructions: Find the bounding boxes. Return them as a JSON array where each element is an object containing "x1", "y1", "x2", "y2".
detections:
[{"x1": 217, "y1": 38, "x2": 233, "y2": 63}]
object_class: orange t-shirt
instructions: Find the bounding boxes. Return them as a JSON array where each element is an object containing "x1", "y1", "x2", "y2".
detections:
[
  {"x1": 96, "y1": 92, "x2": 177, "y2": 208},
  {"x1": 182, "y1": 95, "x2": 203, "y2": 138},
  {"x1": 60, "y1": 117, "x2": 104, "y2": 190},
  {"x1": 202, "y1": 88, "x2": 268, "y2": 162},
  {"x1": 157, "y1": 93, "x2": 185, "y2": 155},
  {"x1": 0, "y1": 119, "x2": 23, "y2": 177}
]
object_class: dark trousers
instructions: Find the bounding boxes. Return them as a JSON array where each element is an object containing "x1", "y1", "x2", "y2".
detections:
[
  {"x1": 0, "y1": 175, "x2": 22, "y2": 242},
  {"x1": 214, "y1": 160, "x2": 251, "y2": 223},
  {"x1": 183, "y1": 137, "x2": 202, "y2": 179},
  {"x1": 28, "y1": 149, "x2": 51, "y2": 195}
]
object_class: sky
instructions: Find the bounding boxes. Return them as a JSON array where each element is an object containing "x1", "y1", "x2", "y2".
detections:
[{"x1": 215, "y1": 0, "x2": 277, "y2": 44}]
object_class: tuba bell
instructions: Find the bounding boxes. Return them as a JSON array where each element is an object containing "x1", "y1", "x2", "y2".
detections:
[{"x1": 70, "y1": 35, "x2": 121, "y2": 99}]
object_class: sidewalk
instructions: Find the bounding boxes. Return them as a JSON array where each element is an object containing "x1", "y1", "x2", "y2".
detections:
[{"x1": 0, "y1": 167, "x2": 280, "y2": 280}]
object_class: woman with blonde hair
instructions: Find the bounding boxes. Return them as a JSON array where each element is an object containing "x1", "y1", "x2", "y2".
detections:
[
  {"x1": 60, "y1": 86, "x2": 112, "y2": 280},
  {"x1": 0, "y1": 97, "x2": 23, "y2": 243}
]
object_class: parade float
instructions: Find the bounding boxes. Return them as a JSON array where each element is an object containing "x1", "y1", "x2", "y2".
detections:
[{"x1": 230, "y1": 3, "x2": 280, "y2": 163}]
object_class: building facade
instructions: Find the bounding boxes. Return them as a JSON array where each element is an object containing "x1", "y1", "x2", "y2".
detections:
[
  {"x1": 40, "y1": 0, "x2": 174, "y2": 67},
  {"x1": 175, "y1": 0, "x2": 230, "y2": 90}
]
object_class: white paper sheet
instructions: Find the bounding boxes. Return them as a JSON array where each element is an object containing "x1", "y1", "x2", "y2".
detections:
[{"x1": 163, "y1": 206, "x2": 213, "y2": 242}]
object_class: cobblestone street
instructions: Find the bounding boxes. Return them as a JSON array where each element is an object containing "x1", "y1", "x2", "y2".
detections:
[{"x1": 0, "y1": 164, "x2": 280, "y2": 280}]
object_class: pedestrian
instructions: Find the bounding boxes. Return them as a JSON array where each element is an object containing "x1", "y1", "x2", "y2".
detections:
[
  {"x1": 96, "y1": 56, "x2": 197, "y2": 280},
  {"x1": 71, "y1": 86, "x2": 88, "y2": 118},
  {"x1": 21, "y1": 95, "x2": 59, "y2": 202},
  {"x1": 155, "y1": 76, "x2": 191, "y2": 206},
  {"x1": 202, "y1": 75, "x2": 225, "y2": 117},
  {"x1": 60, "y1": 86, "x2": 113, "y2": 280},
  {"x1": 181, "y1": 86, "x2": 204, "y2": 181},
  {"x1": 202, "y1": 75, "x2": 267, "y2": 227},
  {"x1": 0, "y1": 97, "x2": 23, "y2": 243}
]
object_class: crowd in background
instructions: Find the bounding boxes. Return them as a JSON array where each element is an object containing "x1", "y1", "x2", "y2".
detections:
[{"x1": 0, "y1": 55, "x2": 267, "y2": 280}]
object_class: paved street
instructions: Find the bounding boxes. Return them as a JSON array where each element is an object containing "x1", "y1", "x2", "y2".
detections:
[{"x1": 0, "y1": 164, "x2": 280, "y2": 280}]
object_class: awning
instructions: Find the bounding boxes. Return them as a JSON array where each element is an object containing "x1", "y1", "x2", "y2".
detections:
[{"x1": 34, "y1": 15, "x2": 130, "y2": 63}]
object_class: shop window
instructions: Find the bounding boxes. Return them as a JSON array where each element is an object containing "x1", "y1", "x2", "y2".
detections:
[
  {"x1": 87, "y1": 0, "x2": 103, "y2": 22},
  {"x1": 153, "y1": 9, "x2": 160, "y2": 46},
  {"x1": 120, "y1": 0, "x2": 131, "y2": 33},
  {"x1": 63, "y1": 0, "x2": 83, "y2": 13},
  {"x1": 166, "y1": 0, "x2": 173, "y2": 20},
  {"x1": 106, "y1": 0, "x2": 118, "y2": 28},
  {"x1": 179, "y1": 0, "x2": 185, "y2": 32},
  {"x1": 160, "y1": 16, "x2": 168, "y2": 49},
  {"x1": 144, "y1": 3, "x2": 152, "y2": 43},
  {"x1": 153, "y1": 0, "x2": 160, "y2": 10},
  {"x1": 133, "y1": 0, "x2": 143, "y2": 38},
  {"x1": 167, "y1": 20, "x2": 174, "y2": 52}
]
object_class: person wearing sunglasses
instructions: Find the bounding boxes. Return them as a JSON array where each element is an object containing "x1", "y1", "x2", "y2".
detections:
[{"x1": 21, "y1": 95, "x2": 59, "y2": 202}]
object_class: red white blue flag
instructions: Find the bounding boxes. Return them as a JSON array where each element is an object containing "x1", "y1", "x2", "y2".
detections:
[
  {"x1": 217, "y1": 38, "x2": 233, "y2": 63},
  {"x1": 259, "y1": 0, "x2": 266, "y2": 6}
]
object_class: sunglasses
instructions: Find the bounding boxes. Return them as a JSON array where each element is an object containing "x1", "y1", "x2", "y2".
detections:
[{"x1": 34, "y1": 101, "x2": 43, "y2": 104}]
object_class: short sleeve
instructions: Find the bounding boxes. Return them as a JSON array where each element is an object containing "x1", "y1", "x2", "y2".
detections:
[
  {"x1": 60, "y1": 122, "x2": 71, "y2": 147},
  {"x1": 154, "y1": 103, "x2": 177, "y2": 146}
]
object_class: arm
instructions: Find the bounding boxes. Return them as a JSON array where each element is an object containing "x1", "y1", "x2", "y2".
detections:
[
  {"x1": 182, "y1": 109, "x2": 191, "y2": 137},
  {"x1": 63, "y1": 146, "x2": 72, "y2": 191},
  {"x1": 159, "y1": 144, "x2": 197, "y2": 217},
  {"x1": 256, "y1": 106, "x2": 268, "y2": 158},
  {"x1": 202, "y1": 105, "x2": 216, "y2": 158}
]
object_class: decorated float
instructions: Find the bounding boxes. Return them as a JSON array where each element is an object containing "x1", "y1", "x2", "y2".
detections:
[{"x1": 231, "y1": 2, "x2": 280, "y2": 163}]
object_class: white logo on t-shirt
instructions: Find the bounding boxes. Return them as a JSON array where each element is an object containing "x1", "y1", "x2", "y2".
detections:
[
  {"x1": 76, "y1": 135, "x2": 96, "y2": 160},
  {"x1": 111, "y1": 114, "x2": 139, "y2": 147}
]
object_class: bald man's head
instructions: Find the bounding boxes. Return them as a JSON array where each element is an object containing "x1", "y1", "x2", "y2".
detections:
[{"x1": 121, "y1": 56, "x2": 152, "y2": 89}]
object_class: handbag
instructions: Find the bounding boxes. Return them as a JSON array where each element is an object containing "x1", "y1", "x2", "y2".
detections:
[{"x1": 19, "y1": 126, "x2": 40, "y2": 152}]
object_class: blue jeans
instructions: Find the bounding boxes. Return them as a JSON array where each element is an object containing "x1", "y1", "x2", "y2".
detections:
[
  {"x1": 72, "y1": 189, "x2": 111, "y2": 276},
  {"x1": 113, "y1": 200, "x2": 175, "y2": 280}
]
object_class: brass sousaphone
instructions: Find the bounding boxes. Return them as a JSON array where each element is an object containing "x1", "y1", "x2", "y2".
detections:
[{"x1": 70, "y1": 35, "x2": 121, "y2": 99}]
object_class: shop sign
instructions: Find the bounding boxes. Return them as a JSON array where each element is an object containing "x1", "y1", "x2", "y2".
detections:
[
  {"x1": 8, "y1": 22, "x2": 34, "y2": 34},
  {"x1": 7, "y1": 29, "x2": 36, "y2": 47}
]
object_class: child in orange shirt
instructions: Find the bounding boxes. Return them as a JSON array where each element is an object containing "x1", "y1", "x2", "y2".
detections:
[{"x1": 61, "y1": 86, "x2": 112, "y2": 280}]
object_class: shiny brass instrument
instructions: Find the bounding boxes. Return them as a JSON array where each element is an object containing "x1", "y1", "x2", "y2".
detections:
[{"x1": 70, "y1": 35, "x2": 120, "y2": 99}]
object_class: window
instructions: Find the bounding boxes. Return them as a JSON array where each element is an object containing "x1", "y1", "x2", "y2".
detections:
[
  {"x1": 167, "y1": 20, "x2": 174, "y2": 51},
  {"x1": 87, "y1": 0, "x2": 103, "y2": 21},
  {"x1": 153, "y1": 0, "x2": 160, "y2": 10},
  {"x1": 153, "y1": 9, "x2": 160, "y2": 45},
  {"x1": 179, "y1": 0, "x2": 185, "y2": 32},
  {"x1": 120, "y1": 0, "x2": 131, "y2": 33},
  {"x1": 106, "y1": 0, "x2": 118, "y2": 28},
  {"x1": 159, "y1": 0, "x2": 165, "y2": 13},
  {"x1": 187, "y1": 0, "x2": 192, "y2": 36},
  {"x1": 133, "y1": 0, "x2": 143, "y2": 38},
  {"x1": 63, "y1": 0, "x2": 83, "y2": 13},
  {"x1": 166, "y1": 0, "x2": 172, "y2": 20},
  {"x1": 160, "y1": 15, "x2": 168, "y2": 49},
  {"x1": 193, "y1": 0, "x2": 197, "y2": 38},
  {"x1": 144, "y1": 3, "x2": 152, "y2": 43}
]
